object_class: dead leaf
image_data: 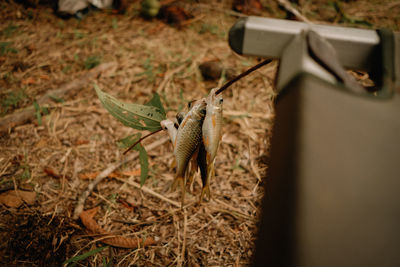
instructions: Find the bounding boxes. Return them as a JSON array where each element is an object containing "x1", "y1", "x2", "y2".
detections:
[
  {"x1": 121, "y1": 170, "x2": 141, "y2": 176},
  {"x1": 0, "y1": 190, "x2": 36, "y2": 208},
  {"x1": 21, "y1": 77, "x2": 36, "y2": 85},
  {"x1": 39, "y1": 74, "x2": 50, "y2": 80},
  {"x1": 44, "y1": 167, "x2": 60, "y2": 179},
  {"x1": 117, "y1": 198, "x2": 135, "y2": 212},
  {"x1": 79, "y1": 207, "x2": 156, "y2": 248},
  {"x1": 74, "y1": 139, "x2": 90, "y2": 146},
  {"x1": 34, "y1": 138, "x2": 48, "y2": 149},
  {"x1": 79, "y1": 169, "x2": 141, "y2": 180}
]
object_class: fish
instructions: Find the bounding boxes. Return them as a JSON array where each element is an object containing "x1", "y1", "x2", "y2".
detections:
[
  {"x1": 160, "y1": 119, "x2": 177, "y2": 144},
  {"x1": 175, "y1": 111, "x2": 186, "y2": 129},
  {"x1": 175, "y1": 103, "x2": 198, "y2": 188},
  {"x1": 163, "y1": 115, "x2": 199, "y2": 185},
  {"x1": 197, "y1": 141, "x2": 207, "y2": 199},
  {"x1": 173, "y1": 99, "x2": 207, "y2": 207},
  {"x1": 199, "y1": 88, "x2": 223, "y2": 202}
]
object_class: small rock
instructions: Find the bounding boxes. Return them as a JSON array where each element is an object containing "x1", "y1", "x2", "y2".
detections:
[{"x1": 199, "y1": 60, "x2": 235, "y2": 81}]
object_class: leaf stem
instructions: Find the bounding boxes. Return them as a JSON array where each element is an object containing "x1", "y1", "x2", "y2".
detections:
[
  {"x1": 123, "y1": 128, "x2": 163, "y2": 154},
  {"x1": 215, "y1": 58, "x2": 273, "y2": 95}
]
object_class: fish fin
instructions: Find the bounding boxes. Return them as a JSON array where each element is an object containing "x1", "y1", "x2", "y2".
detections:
[
  {"x1": 199, "y1": 183, "x2": 210, "y2": 204},
  {"x1": 187, "y1": 147, "x2": 199, "y2": 189},
  {"x1": 170, "y1": 158, "x2": 176, "y2": 169},
  {"x1": 161, "y1": 120, "x2": 177, "y2": 145},
  {"x1": 202, "y1": 161, "x2": 214, "y2": 201},
  {"x1": 191, "y1": 147, "x2": 199, "y2": 173}
]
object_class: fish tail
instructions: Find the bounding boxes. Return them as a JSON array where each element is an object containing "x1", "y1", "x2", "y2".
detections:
[
  {"x1": 199, "y1": 162, "x2": 214, "y2": 203},
  {"x1": 172, "y1": 175, "x2": 186, "y2": 208},
  {"x1": 199, "y1": 182, "x2": 211, "y2": 204},
  {"x1": 205, "y1": 162, "x2": 214, "y2": 199},
  {"x1": 170, "y1": 158, "x2": 176, "y2": 169},
  {"x1": 187, "y1": 150, "x2": 199, "y2": 190}
]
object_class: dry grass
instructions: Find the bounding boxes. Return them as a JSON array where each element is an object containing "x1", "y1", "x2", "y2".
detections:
[{"x1": 0, "y1": 0, "x2": 398, "y2": 266}]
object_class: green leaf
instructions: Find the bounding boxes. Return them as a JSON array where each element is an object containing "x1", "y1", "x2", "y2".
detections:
[
  {"x1": 116, "y1": 133, "x2": 149, "y2": 185},
  {"x1": 116, "y1": 133, "x2": 142, "y2": 149},
  {"x1": 33, "y1": 101, "x2": 42, "y2": 126},
  {"x1": 1, "y1": 24, "x2": 18, "y2": 37},
  {"x1": 94, "y1": 84, "x2": 166, "y2": 131},
  {"x1": 84, "y1": 55, "x2": 101, "y2": 69},
  {"x1": 145, "y1": 92, "x2": 166, "y2": 116},
  {"x1": 135, "y1": 143, "x2": 149, "y2": 186},
  {"x1": 63, "y1": 246, "x2": 108, "y2": 266},
  {"x1": 49, "y1": 95, "x2": 64, "y2": 103},
  {"x1": 112, "y1": 18, "x2": 118, "y2": 29},
  {"x1": 102, "y1": 256, "x2": 112, "y2": 267},
  {"x1": 20, "y1": 164, "x2": 31, "y2": 180},
  {"x1": 0, "y1": 42, "x2": 18, "y2": 55},
  {"x1": 42, "y1": 107, "x2": 49, "y2": 116}
]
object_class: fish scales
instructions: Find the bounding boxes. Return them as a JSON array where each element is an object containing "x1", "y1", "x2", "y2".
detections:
[
  {"x1": 199, "y1": 88, "x2": 223, "y2": 201},
  {"x1": 173, "y1": 99, "x2": 206, "y2": 206},
  {"x1": 175, "y1": 116, "x2": 203, "y2": 177}
]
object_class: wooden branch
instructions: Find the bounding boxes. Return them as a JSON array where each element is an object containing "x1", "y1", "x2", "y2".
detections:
[
  {"x1": 124, "y1": 129, "x2": 163, "y2": 154},
  {"x1": 72, "y1": 136, "x2": 169, "y2": 220},
  {"x1": 0, "y1": 62, "x2": 117, "y2": 135},
  {"x1": 277, "y1": 0, "x2": 311, "y2": 23},
  {"x1": 215, "y1": 59, "x2": 273, "y2": 95}
]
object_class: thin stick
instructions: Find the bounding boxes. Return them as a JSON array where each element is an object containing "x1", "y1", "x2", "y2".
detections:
[
  {"x1": 73, "y1": 136, "x2": 169, "y2": 220},
  {"x1": 213, "y1": 198, "x2": 256, "y2": 221},
  {"x1": 191, "y1": 213, "x2": 221, "y2": 235},
  {"x1": 113, "y1": 176, "x2": 180, "y2": 208},
  {"x1": 123, "y1": 129, "x2": 163, "y2": 154},
  {"x1": 215, "y1": 59, "x2": 273, "y2": 95},
  {"x1": 178, "y1": 211, "x2": 188, "y2": 267},
  {"x1": 277, "y1": 0, "x2": 311, "y2": 23}
]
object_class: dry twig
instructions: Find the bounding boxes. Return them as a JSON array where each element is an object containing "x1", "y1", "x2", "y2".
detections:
[
  {"x1": 0, "y1": 62, "x2": 117, "y2": 135},
  {"x1": 73, "y1": 136, "x2": 169, "y2": 220},
  {"x1": 277, "y1": 0, "x2": 311, "y2": 23},
  {"x1": 178, "y1": 210, "x2": 188, "y2": 267},
  {"x1": 113, "y1": 176, "x2": 181, "y2": 208}
]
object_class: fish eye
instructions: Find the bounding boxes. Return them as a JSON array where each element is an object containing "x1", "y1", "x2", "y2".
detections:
[
  {"x1": 188, "y1": 100, "x2": 197, "y2": 109},
  {"x1": 176, "y1": 113, "x2": 184, "y2": 124},
  {"x1": 219, "y1": 98, "x2": 223, "y2": 104},
  {"x1": 200, "y1": 108, "x2": 206, "y2": 115}
]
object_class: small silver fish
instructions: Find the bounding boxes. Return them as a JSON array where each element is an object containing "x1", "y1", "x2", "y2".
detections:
[
  {"x1": 174, "y1": 106, "x2": 198, "y2": 190},
  {"x1": 199, "y1": 88, "x2": 223, "y2": 202},
  {"x1": 173, "y1": 99, "x2": 206, "y2": 206},
  {"x1": 161, "y1": 119, "x2": 177, "y2": 144}
]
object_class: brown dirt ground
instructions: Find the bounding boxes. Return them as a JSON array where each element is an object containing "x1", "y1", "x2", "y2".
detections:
[{"x1": 0, "y1": 0, "x2": 398, "y2": 266}]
